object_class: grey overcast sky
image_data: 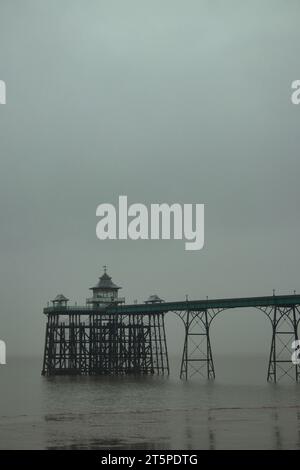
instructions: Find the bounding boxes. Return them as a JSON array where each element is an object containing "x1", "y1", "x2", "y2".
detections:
[{"x1": 0, "y1": 0, "x2": 299, "y2": 359}]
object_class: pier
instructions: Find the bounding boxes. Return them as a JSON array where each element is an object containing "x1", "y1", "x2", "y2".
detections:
[{"x1": 42, "y1": 269, "x2": 300, "y2": 382}]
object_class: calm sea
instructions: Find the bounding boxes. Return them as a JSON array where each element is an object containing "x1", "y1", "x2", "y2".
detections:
[{"x1": 0, "y1": 355, "x2": 300, "y2": 449}]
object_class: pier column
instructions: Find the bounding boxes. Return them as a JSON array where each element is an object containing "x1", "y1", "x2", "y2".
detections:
[
  {"x1": 149, "y1": 313, "x2": 169, "y2": 375},
  {"x1": 42, "y1": 313, "x2": 59, "y2": 376},
  {"x1": 267, "y1": 306, "x2": 299, "y2": 382},
  {"x1": 180, "y1": 310, "x2": 215, "y2": 380}
]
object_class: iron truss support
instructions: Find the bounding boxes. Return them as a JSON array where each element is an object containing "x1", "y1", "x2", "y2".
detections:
[
  {"x1": 42, "y1": 312, "x2": 169, "y2": 376},
  {"x1": 178, "y1": 309, "x2": 222, "y2": 380},
  {"x1": 258, "y1": 305, "x2": 300, "y2": 383}
]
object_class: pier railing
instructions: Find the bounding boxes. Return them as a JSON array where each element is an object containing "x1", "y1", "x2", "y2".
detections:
[{"x1": 43, "y1": 294, "x2": 300, "y2": 315}]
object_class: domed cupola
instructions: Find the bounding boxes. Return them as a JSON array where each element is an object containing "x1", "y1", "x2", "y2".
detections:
[{"x1": 86, "y1": 266, "x2": 124, "y2": 307}]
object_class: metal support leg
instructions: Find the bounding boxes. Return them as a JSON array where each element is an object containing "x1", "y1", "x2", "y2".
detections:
[
  {"x1": 267, "y1": 306, "x2": 299, "y2": 382},
  {"x1": 180, "y1": 310, "x2": 215, "y2": 380}
]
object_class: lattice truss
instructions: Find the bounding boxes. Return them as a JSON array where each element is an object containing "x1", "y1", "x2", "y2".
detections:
[
  {"x1": 176, "y1": 309, "x2": 223, "y2": 380},
  {"x1": 258, "y1": 305, "x2": 300, "y2": 382},
  {"x1": 42, "y1": 313, "x2": 169, "y2": 376},
  {"x1": 178, "y1": 305, "x2": 300, "y2": 383}
]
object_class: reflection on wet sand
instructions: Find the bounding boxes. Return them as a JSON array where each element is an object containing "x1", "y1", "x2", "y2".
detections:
[
  {"x1": 47, "y1": 438, "x2": 158, "y2": 451},
  {"x1": 42, "y1": 405, "x2": 300, "y2": 450}
]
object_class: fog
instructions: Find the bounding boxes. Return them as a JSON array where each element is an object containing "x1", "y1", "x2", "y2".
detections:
[{"x1": 0, "y1": 1, "x2": 299, "y2": 358}]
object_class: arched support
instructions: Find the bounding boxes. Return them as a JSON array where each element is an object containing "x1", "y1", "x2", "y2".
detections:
[
  {"x1": 178, "y1": 309, "x2": 220, "y2": 380},
  {"x1": 258, "y1": 305, "x2": 300, "y2": 383},
  {"x1": 177, "y1": 304, "x2": 300, "y2": 382}
]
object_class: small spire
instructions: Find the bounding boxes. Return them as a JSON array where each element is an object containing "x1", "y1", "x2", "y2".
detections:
[{"x1": 103, "y1": 265, "x2": 107, "y2": 274}]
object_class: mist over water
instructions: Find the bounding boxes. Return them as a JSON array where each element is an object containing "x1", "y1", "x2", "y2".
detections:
[
  {"x1": 1, "y1": 0, "x2": 300, "y2": 451},
  {"x1": 0, "y1": 356, "x2": 299, "y2": 450}
]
